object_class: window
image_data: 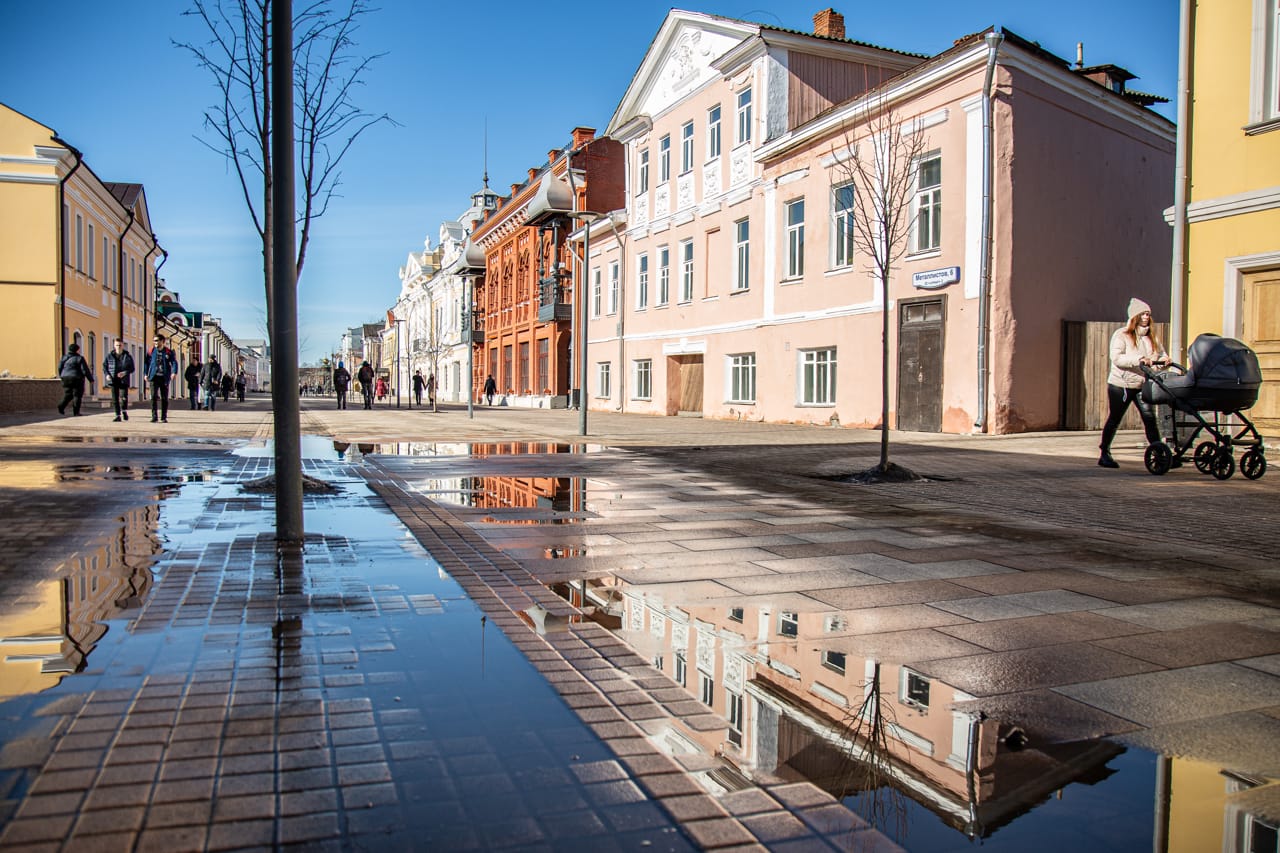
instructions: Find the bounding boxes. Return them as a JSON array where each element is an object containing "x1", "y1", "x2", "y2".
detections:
[
  {"x1": 913, "y1": 154, "x2": 942, "y2": 253},
  {"x1": 637, "y1": 254, "x2": 649, "y2": 309},
  {"x1": 779, "y1": 611, "x2": 798, "y2": 638},
  {"x1": 674, "y1": 650, "x2": 687, "y2": 686},
  {"x1": 734, "y1": 218, "x2": 750, "y2": 291},
  {"x1": 727, "y1": 691, "x2": 743, "y2": 747},
  {"x1": 101, "y1": 236, "x2": 109, "y2": 287},
  {"x1": 1250, "y1": 0, "x2": 1280, "y2": 125},
  {"x1": 75, "y1": 214, "x2": 84, "y2": 272},
  {"x1": 728, "y1": 607, "x2": 744, "y2": 622},
  {"x1": 736, "y1": 87, "x2": 752, "y2": 145},
  {"x1": 638, "y1": 149, "x2": 650, "y2": 194},
  {"x1": 596, "y1": 362, "x2": 611, "y2": 398},
  {"x1": 659, "y1": 134, "x2": 671, "y2": 182},
  {"x1": 657, "y1": 246, "x2": 670, "y2": 305},
  {"x1": 110, "y1": 242, "x2": 117, "y2": 292},
  {"x1": 591, "y1": 267, "x2": 602, "y2": 317},
  {"x1": 700, "y1": 673, "x2": 714, "y2": 707},
  {"x1": 901, "y1": 669, "x2": 930, "y2": 711},
  {"x1": 634, "y1": 359, "x2": 652, "y2": 399},
  {"x1": 608, "y1": 262, "x2": 619, "y2": 314},
  {"x1": 87, "y1": 223, "x2": 95, "y2": 278},
  {"x1": 679, "y1": 240, "x2": 694, "y2": 302},
  {"x1": 822, "y1": 651, "x2": 847, "y2": 675},
  {"x1": 680, "y1": 121, "x2": 694, "y2": 173},
  {"x1": 785, "y1": 199, "x2": 805, "y2": 278},
  {"x1": 801, "y1": 348, "x2": 836, "y2": 405},
  {"x1": 707, "y1": 105, "x2": 722, "y2": 159},
  {"x1": 728, "y1": 354, "x2": 755, "y2": 403},
  {"x1": 832, "y1": 182, "x2": 856, "y2": 268}
]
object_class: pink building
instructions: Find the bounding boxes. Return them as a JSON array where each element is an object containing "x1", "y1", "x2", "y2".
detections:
[{"x1": 583, "y1": 10, "x2": 1173, "y2": 434}]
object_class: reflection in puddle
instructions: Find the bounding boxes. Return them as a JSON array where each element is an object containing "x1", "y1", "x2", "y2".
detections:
[{"x1": 0, "y1": 502, "x2": 162, "y2": 700}]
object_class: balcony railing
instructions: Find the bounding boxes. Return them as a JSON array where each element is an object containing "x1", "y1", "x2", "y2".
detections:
[{"x1": 538, "y1": 275, "x2": 573, "y2": 323}]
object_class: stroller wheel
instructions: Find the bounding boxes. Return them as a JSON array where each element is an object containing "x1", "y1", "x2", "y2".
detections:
[
  {"x1": 1212, "y1": 449, "x2": 1236, "y2": 480},
  {"x1": 1241, "y1": 449, "x2": 1267, "y2": 480},
  {"x1": 1144, "y1": 442, "x2": 1174, "y2": 475},
  {"x1": 1193, "y1": 441, "x2": 1218, "y2": 474}
]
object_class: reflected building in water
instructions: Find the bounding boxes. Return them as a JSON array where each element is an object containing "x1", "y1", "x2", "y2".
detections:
[{"x1": 0, "y1": 501, "x2": 161, "y2": 699}]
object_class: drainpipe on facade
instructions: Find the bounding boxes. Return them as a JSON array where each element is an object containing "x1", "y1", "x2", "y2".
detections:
[
  {"x1": 974, "y1": 29, "x2": 1003, "y2": 433},
  {"x1": 117, "y1": 207, "x2": 135, "y2": 362},
  {"x1": 1170, "y1": 0, "x2": 1193, "y2": 361},
  {"x1": 55, "y1": 141, "x2": 83, "y2": 361},
  {"x1": 142, "y1": 234, "x2": 160, "y2": 358}
]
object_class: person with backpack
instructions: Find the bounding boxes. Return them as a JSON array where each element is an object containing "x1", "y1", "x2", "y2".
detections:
[
  {"x1": 200, "y1": 354, "x2": 223, "y2": 411},
  {"x1": 102, "y1": 338, "x2": 135, "y2": 422},
  {"x1": 332, "y1": 361, "x2": 351, "y2": 409},
  {"x1": 57, "y1": 342, "x2": 95, "y2": 416},
  {"x1": 357, "y1": 361, "x2": 375, "y2": 409},
  {"x1": 184, "y1": 360, "x2": 202, "y2": 409},
  {"x1": 235, "y1": 370, "x2": 246, "y2": 402},
  {"x1": 144, "y1": 335, "x2": 178, "y2": 423}
]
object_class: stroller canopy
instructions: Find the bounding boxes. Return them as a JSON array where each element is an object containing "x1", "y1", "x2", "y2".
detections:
[{"x1": 1187, "y1": 334, "x2": 1263, "y2": 391}]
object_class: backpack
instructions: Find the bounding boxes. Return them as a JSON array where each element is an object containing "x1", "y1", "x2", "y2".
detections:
[{"x1": 59, "y1": 354, "x2": 87, "y2": 380}]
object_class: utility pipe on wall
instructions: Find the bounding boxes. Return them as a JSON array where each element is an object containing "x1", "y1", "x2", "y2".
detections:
[
  {"x1": 1170, "y1": 0, "x2": 1193, "y2": 360},
  {"x1": 975, "y1": 29, "x2": 1003, "y2": 433},
  {"x1": 55, "y1": 142, "x2": 83, "y2": 360}
]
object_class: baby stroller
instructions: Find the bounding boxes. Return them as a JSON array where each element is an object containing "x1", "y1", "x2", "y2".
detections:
[{"x1": 1140, "y1": 334, "x2": 1266, "y2": 480}]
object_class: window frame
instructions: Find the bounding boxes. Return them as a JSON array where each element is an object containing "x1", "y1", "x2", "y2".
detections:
[
  {"x1": 700, "y1": 673, "x2": 714, "y2": 706},
  {"x1": 912, "y1": 153, "x2": 942, "y2": 254},
  {"x1": 779, "y1": 611, "x2": 799, "y2": 638},
  {"x1": 657, "y1": 246, "x2": 670, "y2": 305},
  {"x1": 707, "y1": 104, "x2": 722, "y2": 159},
  {"x1": 608, "y1": 260, "x2": 619, "y2": 315},
  {"x1": 637, "y1": 253, "x2": 649, "y2": 310},
  {"x1": 734, "y1": 218, "x2": 750, "y2": 291},
  {"x1": 901, "y1": 668, "x2": 931, "y2": 712},
  {"x1": 596, "y1": 361, "x2": 611, "y2": 398},
  {"x1": 728, "y1": 353, "x2": 756, "y2": 404},
  {"x1": 674, "y1": 650, "x2": 687, "y2": 687},
  {"x1": 659, "y1": 134, "x2": 671, "y2": 182},
  {"x1": 726, "y1": 690, "x2": 744, "y2": 746},
  {"x1": 633, "y1": 358, "x2": 652, "y2": 400},
  {"x1": 1250, "y1": 0, "x2": 1280, "y2": 126},
  {"x1": 736, "y1": 87, "x2": 752, "y2": 145},
  {"x1": 591, "y1": 266, "x2": 602, "y2": 318},
  {"x1": 638, "y1": 149, "x2": 650, "y2": 194},
  {"x1": 821, "y1": 650, "x2": 847, "y2": 675},
  {"x1": 800, "y1": 347, "x2": 837, "y2": 406},
  {"x1": 785, "y1": 198, "x2": 805, "y2": 279},
  {"x1": 679, "y1": 239, "x2": 694, "y2": 303},
  {"x1": 831, "y1": 182, "x2": 856, "y2": 269},
  {"x1": 680, "y1": 121, "x2": 694, "y2": 174}
]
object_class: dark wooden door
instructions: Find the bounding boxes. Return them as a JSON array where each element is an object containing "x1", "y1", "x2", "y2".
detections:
[{"x1": 897, "y1": 299, "x2": 944, "y2": 432}]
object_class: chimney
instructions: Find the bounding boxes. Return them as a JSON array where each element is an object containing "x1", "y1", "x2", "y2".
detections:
[
  {"x1": 570, "y1": 127, "x2": 596, "y2": 148},
  {"x1": 813, "y1": 8, "x2": 845, "y2": 40}
]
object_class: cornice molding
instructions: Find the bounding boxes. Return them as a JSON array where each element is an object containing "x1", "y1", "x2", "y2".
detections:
[{"x1": 1163, "y1": 185, "x2": 1280, "y2": 224}]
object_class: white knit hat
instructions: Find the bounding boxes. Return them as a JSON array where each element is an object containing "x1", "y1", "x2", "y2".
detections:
[{"x1": 1127, "y1": 297, "x2": 1151, "y2": 320}]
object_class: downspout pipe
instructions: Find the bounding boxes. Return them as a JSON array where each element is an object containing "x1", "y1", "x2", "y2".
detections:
[
  {"x1": 142, "y1": 234, "x2": 160, "y2": 360},
  {"x1": 55, "y1": 141, "x2": 83, "y2": 361},
  {"x1": 117, "y1": 207, "x2": 135, "y2": 342},
  {"x1": 1170, "y1": 0, "x2": 1192, "y2": 361},
  {"x1": 975, "y1": 29, "x2": 1003, "y2": 433}
]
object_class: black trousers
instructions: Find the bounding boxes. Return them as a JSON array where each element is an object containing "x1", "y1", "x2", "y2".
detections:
[
  {"x1": 1100, "y1": 383, "x2": 1161, "y2": 452},
  {"x1": 151, "y1": 379, "x2": 170, "y2": 419},
  {"x1": 336, "y1": 389, "x2": 347, "y2": 409},
  {"x1": 59, "y1": 378, "x2": 85, "y2": 414},
  {"x1": 188, "y1": 382, "x2": 199, "y2": 408},
  {"x1": 111, "y1": 383, "x2": 130, "y2": 417}
]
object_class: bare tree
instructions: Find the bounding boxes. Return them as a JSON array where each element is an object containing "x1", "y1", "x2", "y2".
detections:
[
  {"x1": 177, "y1": 0, "x2": 392, "y2": 336},
  {"x1": 831, "y1": 97, "x2": 927, "y2": 481},
  {"x1": 836, "y1": 662, "x2": 910, "y2": 844}
]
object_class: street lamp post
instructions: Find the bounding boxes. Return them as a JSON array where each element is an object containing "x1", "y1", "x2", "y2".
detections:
[
  {"x1": 394, "y1": 317, "x2": 405, "y2": 408},
  {"x1": 573, "y1": 212, "x2": 603, "y2": 437}
]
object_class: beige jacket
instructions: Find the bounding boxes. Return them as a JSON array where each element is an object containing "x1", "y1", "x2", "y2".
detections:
[{"x1": 1108, "y1": 327, "x2": 1167, "y2": 389}]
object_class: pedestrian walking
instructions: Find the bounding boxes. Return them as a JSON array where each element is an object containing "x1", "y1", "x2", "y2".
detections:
[
  {"x1": 483, "y1": 374, "x2": 497, "y2": 406},
  {"x1": 426, "y1": 372, "x2": 438, "y2": 410},
  {"x1": 200, "y1": 355, "x2": 222, "y2": 412},
  {"x1": 357, "y1": 361, "x2": 375, "y2": 410},
  {"x1": 375, "y1": 375, "x2": 388, "y2": 403},
  {"x1": 56, "y1": 342, "x2": 94, "y2": 416},
  {"x1": 235, "y1": 370, "x2": 246, "y2": 402},
  {"x1": 144, "y1": 335, "x2": 178, "y2": 423},
  {"x1": 333, "y1": 361, "x2": 351, "y2": 409},
  {"x1": 412, "y1": 369, "x2": 425, "y2": 407},
  {"x1": 220, "y1": 372, "x2": 233, "y2": 402},
  {"x1": 184, "y1": 361, "x2": 201, "y2": 409},
  {"x1": 102, "y1": 339, "x2": 135, "y2": 422},
  {"x1": 1099, "y1": 297, "x2": 1169, "y2": 468}
]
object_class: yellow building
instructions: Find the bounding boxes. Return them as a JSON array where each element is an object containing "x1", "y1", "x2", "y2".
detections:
[
  {"x1": 1175, "y1": 1, "x2": 1280, "y2": 434},
  {"x1": 0, "y1": 103, "x2": 160, "y2": 395}
]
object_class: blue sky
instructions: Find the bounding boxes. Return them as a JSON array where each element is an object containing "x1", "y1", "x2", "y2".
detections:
[{"x1": 1, "y1": 1, "x2": 1178, "y2": 363}]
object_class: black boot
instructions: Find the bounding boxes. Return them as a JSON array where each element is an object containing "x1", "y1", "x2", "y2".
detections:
[{"x1": 1098, "y1": 451, "x2": 1119, "y2": 469}]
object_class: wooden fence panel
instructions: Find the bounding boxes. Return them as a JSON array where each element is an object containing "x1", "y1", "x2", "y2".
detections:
[{"x1": 1062, "y1": 321, "x2": 1168, "y2": 430}]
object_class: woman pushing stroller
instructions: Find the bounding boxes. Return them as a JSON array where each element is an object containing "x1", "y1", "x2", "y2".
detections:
[{"x1": 1099, "y1": 297, "x2": 1169, "y2": 469}]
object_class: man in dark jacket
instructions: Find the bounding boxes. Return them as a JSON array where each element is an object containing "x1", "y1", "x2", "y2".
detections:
[
  {"x1": 144, "y1": 335, "x2": 178, "y2": 422},
  {"x1": 200, "y1": 355, "x2": 223, "y2": 411},
  {"x1": 332, "y1": 361, "x2": 351, "y2": 409},
  {"x1": 357, "y1": 361, "x2": 375, "y2": 409},
  {"x1": 57, "y1": 342, "x2": 94, "y2": 416},
  {"x1": 184, "y1": 360, "x2": 202, "y2": 409},
  {"x1": 102, "y1": 338, "x2": 135, "y2": 422}
]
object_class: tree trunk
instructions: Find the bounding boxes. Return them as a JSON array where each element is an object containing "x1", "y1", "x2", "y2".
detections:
[{"x1": 880, "y1": 271, "x2": 890, "y2": 471}]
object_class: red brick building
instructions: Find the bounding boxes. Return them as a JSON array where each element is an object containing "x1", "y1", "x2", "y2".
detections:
[{"x1": 468, "y1": 127, "x2": 623, "y2": 405}]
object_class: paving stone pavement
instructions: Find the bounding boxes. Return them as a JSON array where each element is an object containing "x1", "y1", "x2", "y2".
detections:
[{"x1": 0, "y1": 395, "x2": 1276, "y2": 850}]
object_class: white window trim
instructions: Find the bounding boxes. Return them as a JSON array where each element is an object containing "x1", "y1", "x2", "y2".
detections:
[
  {"x1": 633, "y1": 358, "x2": 652, "y2": 400},
  {"x1": 707, "y1": 105, "x2": 722, "y2": 160},
  {"x1": 798, "y1": 347, "x2": 836, "y2": 406},
  {"x1": 734, "y1": 218, "x2": 750, "y2": 291},
  {"x1": 679, "y1": 239, "x2": 694, "y2": 303},
  {"x1": 636, "y1": 253, "x2": 649, "y2": 310},
  {"x1": 910, "y1": 152, "x2": 943, "y2": 255},
  {"x1": 681, "y1": 121, "x2": 694, "y2": 174},
  {"x1": 831, "y1": 181, "x2": 856, "y2": 270},
  {"x1": 1249, "y1": 0, "x2": 1280, "y2": 127},
  {"x1": 785, "y1": 198, "x2": 805, "y2": 279}
]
